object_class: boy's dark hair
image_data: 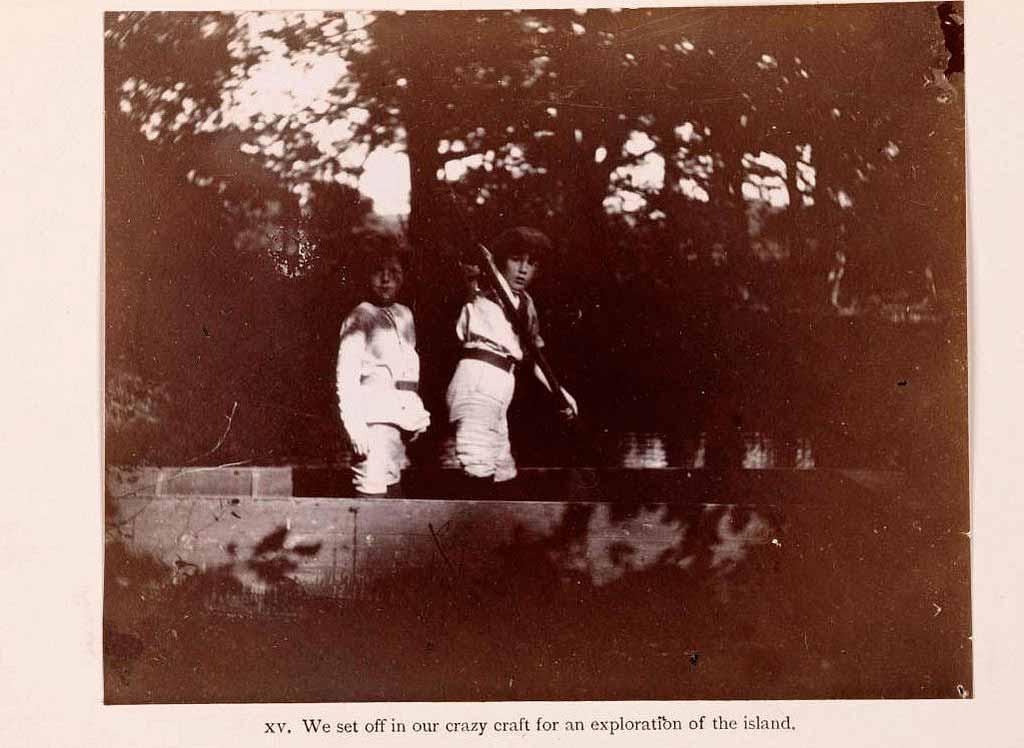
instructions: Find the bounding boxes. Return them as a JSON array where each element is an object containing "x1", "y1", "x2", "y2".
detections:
[
  {"x1": 488, "y1": 226, "x2": 553, "y2": 265},
  {"x1": 353, "y1": 232, "x2": 409, "y2": 278}
]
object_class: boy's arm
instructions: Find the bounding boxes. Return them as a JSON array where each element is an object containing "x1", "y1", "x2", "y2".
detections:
[
  {"x1": 454, "y1": 303, "x2": 471, "y2": 343},
  {"x1": 532, "y1": 363, "x2": 578, "y2": 417},
  {"x1": 525, "y1": 299, "x2": 577, "y2": 416},
  {"x1": 525, "y1": 295, "x2": 545, "y2": 350},
  {"x1": 336, "y1": 319, "x2": 370, "y2": 456},
  {"x1": 403, "y1": 309, "x2": 430, "y2": 437},
  {"x1": 401, "y1": 304, "x2": 417, "y2": 348},
  {"x1": 461, "y1": 261, "x2": 483, "y2": 297}
]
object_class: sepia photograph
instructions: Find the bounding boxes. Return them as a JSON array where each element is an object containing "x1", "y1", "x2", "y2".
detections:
[{"x1": 103, "y1": 2, "x2": 969, "y2": 703}]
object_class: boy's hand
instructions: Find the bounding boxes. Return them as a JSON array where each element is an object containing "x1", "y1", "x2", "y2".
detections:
[
  {"x1": 348, "y1": 428, "x2": 371, "y2": 459},
  {"x1": 461, "y1": 262, "x2": 482, "y2": 293},
  {"x1": 559, "y1": 387, "x2": 579, "y2": 419}
]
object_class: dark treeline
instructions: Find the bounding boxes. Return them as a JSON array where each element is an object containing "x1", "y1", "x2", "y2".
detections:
[{"x1": 104, "y1": 5, "x2": 966, "y2": 474}]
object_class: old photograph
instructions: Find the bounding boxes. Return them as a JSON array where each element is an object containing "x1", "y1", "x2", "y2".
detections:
[{"x1": 103, "y1": 2, "x2": 970, "y2": 703}]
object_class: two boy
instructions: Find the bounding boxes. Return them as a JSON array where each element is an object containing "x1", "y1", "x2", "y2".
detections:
[{"x1": 335, "y1": 227, "x2": 576, "y2": 496}]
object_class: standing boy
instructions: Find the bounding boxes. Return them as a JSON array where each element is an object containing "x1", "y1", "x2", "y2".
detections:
[
  {"x1": 336, "y1": 245, "x2": 430, "y2": 496},
  {"x1": 446, "y1": 226, "x2": 578, "y2": 486}
]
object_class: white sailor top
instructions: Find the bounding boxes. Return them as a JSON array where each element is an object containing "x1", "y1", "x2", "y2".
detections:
[
  {"x1": 454, "y1": 273, "x2": 544, "y2": 362},
  {"x1": 336, "y1": 301, "x2": 430, "y2": 439}
]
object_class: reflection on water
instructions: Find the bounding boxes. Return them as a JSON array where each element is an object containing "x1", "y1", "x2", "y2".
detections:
[
  {"x1": 614, "y1": 428, "x2": 823, "y2": 469},
  {"x1": 437, "y1": 431, "x2": 819, "y2": 469},
  {"x1": 617, "y1": 431, "x2": 816, "y2": 469},
  {"x1": 619, "y1": 432, "x2": 669, "y2": 469},
  {"x1": 794, "y1": 437, "x2": 815, "y2": 470},
  {"x1": 741, "y1": 433, "x2": 775, "y2": 469}
]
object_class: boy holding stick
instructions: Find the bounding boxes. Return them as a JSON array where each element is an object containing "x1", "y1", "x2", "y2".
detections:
[{"x1": 446, "y1": 227, "x2": 578, "y2": 486}]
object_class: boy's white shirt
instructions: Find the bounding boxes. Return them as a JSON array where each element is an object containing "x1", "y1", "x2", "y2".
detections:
[
  {"x1": 452, "y1": 276, "x2": 578, "y2": 417},
  {"x1": 336, "y1": 301, "x2": 430, "y2": 443},
  {"x1": 455, "y1": 273, "x2": 544, "y2": 361}
]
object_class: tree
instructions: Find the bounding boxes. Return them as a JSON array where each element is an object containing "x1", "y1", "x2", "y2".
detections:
[{"x1": 105, "y1": 12, "x2": 377, "y2": 464}]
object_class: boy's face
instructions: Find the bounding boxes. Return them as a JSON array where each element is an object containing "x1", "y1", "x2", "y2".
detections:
[
  {"x1": 368, "y1": 256, "x2": 404, "y2": 304},
  {"x1": 501, "y1": 253, "x2": 539, "y2": 292}
]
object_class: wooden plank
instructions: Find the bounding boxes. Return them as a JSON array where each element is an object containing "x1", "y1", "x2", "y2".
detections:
[
  {"x1": 109, "y1": 494, "x2": 777, "y2": 595},
  {"x1": 298, "y1": 466, "x2": 908, "y2": 504},
  {"x1": 108, "y1": 465, "x2": 906, "y2": 505},
  {"x1": 107, "y1": 467, "x2": 293, "y2": 499}
]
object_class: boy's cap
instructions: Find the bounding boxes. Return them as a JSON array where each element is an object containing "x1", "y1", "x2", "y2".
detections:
[{"x1": 489, "y1": 226, "x2": 554, "y2": 260}]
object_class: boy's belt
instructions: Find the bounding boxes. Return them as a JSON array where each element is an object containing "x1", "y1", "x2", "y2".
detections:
[
  {"x1": 461, "y1": 348, "x2": 516, "y2": 372},
  {"x1": 360, "y1": 375, "x2": 418, "y2": 392}
]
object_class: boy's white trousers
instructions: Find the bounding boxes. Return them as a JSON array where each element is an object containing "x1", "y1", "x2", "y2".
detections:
[
  {"x1": 351, "y1": 424, "x2": 409, "y2": 494},
  {"x1": 446, "y1": 359, "x2": 518, "y2": 483}
]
